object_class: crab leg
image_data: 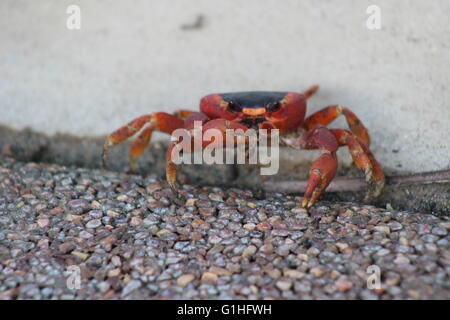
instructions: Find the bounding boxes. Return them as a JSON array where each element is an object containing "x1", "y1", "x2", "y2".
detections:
[
  {"x1": 330, "y1": 129, "x2": 385, "y2": 201},
  {"x1": 166, "y1": 117, "x2": 250, "y2": 193},
  {"x1": 303, "y1": 105, "x2": 371, "y2": 146},
  {"x1": 302, "y1": 85, "x2": 319, "y2": 100},
  {"x1": 295, "y1": 126, "x2": 339, "y2": 209},
  {"x1": 102, "y1": 112, "x2": 185, "y2": 171},
  {"x1": 128, "y1": 126, "x2": 154, "y2": 172},
  {"x1": 173, "y1": 109, "x2": 195, "y2": 119},
  {"x1": 128, "y1": 110, "x2": 195, "y2": 171}
]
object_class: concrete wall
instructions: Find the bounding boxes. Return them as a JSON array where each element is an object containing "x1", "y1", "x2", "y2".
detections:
[{"x1": 1, "y1": 0, "x2": 449, "y2": 173}]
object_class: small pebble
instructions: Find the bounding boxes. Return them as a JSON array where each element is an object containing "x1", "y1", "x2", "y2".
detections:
[
  {"x1": 71, "y1": 251, "x2": 89, "y2": 260},
  {"x1": 284, "y1": 270, "x2": 304, "y2": 279},
  {"x1": 107, "y1": 210, "x2": 119, "y2": 217},
  {"x1": 310, "y1": 267, "x2": 324, "y2": 277},
  {"x1": 177, "y1": 274, "x2": 195, "y2": 287},
  {"x1": 242, "y1": 245, "x2": 257, "y2": 258},
  {"x1": 201, "y1": 272, "x2": 218, "y2": 283},
  {"x1": 37, "y1": 218, "x2": 50, "y2": 228},
  {"x1": 373, "y1": 226, "x2": 390, "y2": 234},
  {"x1": 121, "y1": 280, "x2": 141, "y2": 297},
  {"x1": 291, "y1": 207, "x2": 308, "y2": 214},
  {"x1": 108, "y1": 269, "x2": 121, "y2": 277},
  {"x1": 394, "y1": 255, "x2": 410, "y2": 264},
  {"x1": 130, "y1": 217, "x2": 142, "y2": 226},
  {"x1": 377, "y1": 249, "x2": 391, "y2": 256},
  {"x1": 276, "y1": 279, "x2": 292, "y2": 291},
  {"x1": 86, "y1": 219, "x2": 101, "y2": 228},
  {"x1": 335, "y1": 279, "x2": 353, "y2": 292}
]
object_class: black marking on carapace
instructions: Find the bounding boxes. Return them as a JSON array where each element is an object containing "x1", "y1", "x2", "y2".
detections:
[{"x1": 218, "y1": 91, "x2": 288, "y2": 109}]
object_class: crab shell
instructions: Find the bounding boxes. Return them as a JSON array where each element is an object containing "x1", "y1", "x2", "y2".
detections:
[{"x1": 199, "y1": 91, "x2": 306, "y2": 134}]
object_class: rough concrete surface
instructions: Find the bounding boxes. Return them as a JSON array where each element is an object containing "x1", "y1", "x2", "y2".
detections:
[
  {"x1": 0, "y1": 156, "x2": 449, "y2": 300},
  {"x1": 1, "y1": 0, "x2": 449, "y2": 174}
]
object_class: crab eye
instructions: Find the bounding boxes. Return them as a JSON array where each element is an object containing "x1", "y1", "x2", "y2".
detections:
[
  {"x1": 266, "y1": 101, "x2": 281, "y2": 112},
  {"x1": 227, "y1": 101, "x2": 242, "y2": 112}
]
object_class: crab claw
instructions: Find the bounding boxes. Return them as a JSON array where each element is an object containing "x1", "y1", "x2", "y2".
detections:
[{"x1": 301, "y1": 152, "x2": 338, "y2": 209}]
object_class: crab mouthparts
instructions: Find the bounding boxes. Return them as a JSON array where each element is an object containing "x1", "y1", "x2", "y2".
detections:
[
  {"x1": 240, "y1": 117, "x2": 266, "y2": 130},
  {"x1": 242, "y1": 107, "x2": 266, "y2": 116}
]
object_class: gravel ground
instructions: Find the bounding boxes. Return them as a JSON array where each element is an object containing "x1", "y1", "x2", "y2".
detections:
[{"x1": 0, "y1": 155, "x2": 449, "y2": 300}]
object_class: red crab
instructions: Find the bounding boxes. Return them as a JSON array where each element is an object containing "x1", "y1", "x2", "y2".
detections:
[{"x1": 102, "y1": 85, "x2": 385, "y2": 209}]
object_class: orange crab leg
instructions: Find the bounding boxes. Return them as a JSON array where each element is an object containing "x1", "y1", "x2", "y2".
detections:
[
  {"x1": 302, "y1": 152, "x2": 338, "y2": 208},
  {"x1": 102, "y1": 112, "x2": 185, "y2": 170},
  {"x1": 302, "y1": 84, "x2": 319, "y2": 100},
  {"x1": 128, "y1": 126, "x2": 153, "y2": 172},
  {"x1": 330, "y1": 129, "x2": 385, "y2": 200},
  {"x1": 173, "y1": 109, "x2": 195, "y2": 120},
  {"x1": 166, "y1": 143, "x2": 179, "y2": 191},
  {"x1": 303, "y1": 105, "x2": 371, "y2": 146},
  {"x1": 294, "y1": 126, "x2": 339, "y2": 209}
]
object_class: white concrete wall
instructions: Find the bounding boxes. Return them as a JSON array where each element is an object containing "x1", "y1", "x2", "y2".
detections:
[{"x1": 1, "y1": 0, "x2": 449, "y2": 172}]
